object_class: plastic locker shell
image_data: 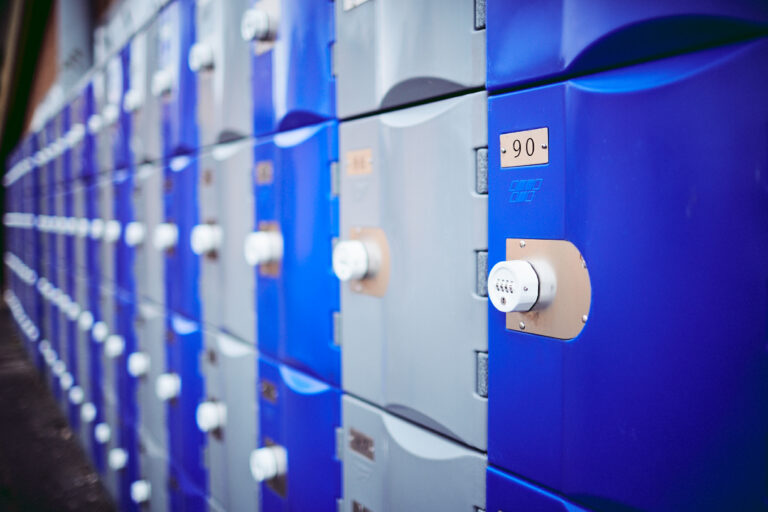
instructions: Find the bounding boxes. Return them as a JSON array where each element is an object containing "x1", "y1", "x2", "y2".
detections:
[
  {"x1": 335, "y1": 0, "x2": 485, "y2": 119},
  {"x1": 95, "y1": 176, "x2": 115, "y2": 284},
  {"x1": 248, "y1": 0, "x2": 336, "y2": 136},
  {"x1": 136, "y1": 431, "x2": 170, "y2": 512},
  {"x1": 75, "y1": 275, "x2": 93, "y2": 449},
  {"x1": 127, "y1": 20, "x2": 162, "y2": 165},
  {"x1": 254, "y1": 121, "x2": 340, "y2": 386},
  {"x1": 342, "y1": 395, "x2": 486, "y2": 512},
  {"x1": 486, "y1": 467, "x2": 587, "y2": 512},
  {"x1": 487, "y1": 40, "x2": 768, "y2": 511},
  {"x1": 200, "y1": 330, "x2": 259, "y2": 511},
  {"x1": 81, "y1": 83, "x2": 98, "y2": 180},
  {"x1": 114, "y1": 168, "x2": 136, "y2": 297},
  {"x1": 258, "y1": 356, "x2": 341, "y2": 512},
  {"x1": 193, "y1": 0, "x2": 252, "y2": 145},
  {"x1": 99, "y1": 282, "x2": 121, "y2": 497},
  {"x1": 338, "y1": 92, "x2": 488, "y2": 450},
  {"x1": 163, "y1": 154, "x2": 201, "y2": 321},
  {"x1": 157, "y1": 0, "x2": 199, "y2": 158},
  {"x1": 109, "y1": 47, "x2": 131, "y2": 172},
  {"x1": 486, "y1": 0, "x2": 768, "y2": 91},
  {"x1": 92, "y1": 68, "x2": 114, "y2": 174},
  {"x1": 165, "y1": 313, "x2": 208, "y2": 510},
  {"x1": 132, "y1": 163, "x2": 165, "y2": 306},
  {"x1": 197, "y1": 140, "x2": 255, "y2": 343}
]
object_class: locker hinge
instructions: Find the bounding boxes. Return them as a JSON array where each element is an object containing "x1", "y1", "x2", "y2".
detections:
[
  {"x1": 476, "y1": 250, "x2": 488, "y2": 297},
  {"x1": 331, "y1": 161, "x2": 340, "y2": 197},
  {"x1": 335, "y1": 427, "x2": 345, "y2": 461},
  {"x1": 475, "y1": 147, "x2": 488, "y2": 195},
  {"x1": 476, "y1": 352, "x2": 489, "y2": 398},
  {"x1": 333, "y1": 311, "x2": 342, "y2": 346},
  {"x1": 474, "y1": 0, "x2": 486, "y2": 30}
]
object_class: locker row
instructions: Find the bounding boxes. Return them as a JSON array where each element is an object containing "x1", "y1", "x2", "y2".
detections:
[{"x1": 4, "y1": 0, "x2": 768, "y2": 511}]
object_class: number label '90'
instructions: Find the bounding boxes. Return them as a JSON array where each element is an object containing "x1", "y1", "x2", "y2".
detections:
[{"x1": 500, "y1": 127, "x2": 549, "y2": 168}]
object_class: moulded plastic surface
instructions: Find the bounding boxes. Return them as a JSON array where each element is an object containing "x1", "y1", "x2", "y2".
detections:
[
  {"x1": 486, "y1": 0, "x2": 768, "y2": 90},
  {"x1": 75, "y1": 275, "x2": 92, "y2": 447},
  {"x1": 165, "y1": 313, "x2": 207, "y2": 509},
  {"x1": 72, "y1": 182, "x2": 87, "y2": 272},
  {"x1": 163, "y1": 154, "x2": 201, "y2": 320},
  {"x1": 80, "y1": 84, "x2": 98, "y2": 179},
  {"x1": 342, "y1": 395, "x2": 486, "y2": 512},
  {"x1": 115, "y1": 295, "x2": 140, "y2": 511},
  {"x1": 97, "y1": 176, "x2": 115, "y2": 283},
  {"x1": 255, "y1": 122, "x2": 339, "y2": 385},
  {"x1": 335, "y1": 0, "x2": 485, "y2": 118},
  {"x1": 487, "y1": 467, "x2": 587, "y2": 512},
  {"x1": 200, "y1": 330, "x2": 259, "y2": 511},
  {"x1": 128, "y1": 22, "x2": 161, "y2": 164},
  {"x1": 487, "y1": 40, "x2": 768, "y2": 511},
  {"x1": 132, "y1": 163, "x2": 165, "y2": 305},
  {"x1": 258, "y1": 356, "x2": 341, "y2": 512},
  {"x1": 114, "y1": 169, "x2": 135, "y2": 297},
  {"x1": 136, "y1": 431, "x2": 170, "y2": 512},
  {"x1": 92, "y1": 69, "x2": 114, "y2": 174},
  {"x1": 110, "y1": 48, "x2": 131, "y2": 172},
  {"x1": 133, "y1": 300, "x2": 168, "y2": 452},
  {"x1": 249, "y1": 0, "x2": 335, "y2": 136},
  {"x1": 194, "y1": 0, "x2": 252, "y2": 145},
  {"x1": 157, "y1": 0, "x2": 199, "y2": 157},
  {"x1": 339, "y1": 92, "x2": 488, "y2": 449},
  {"x1": 197, "y1": 140, "x2": 255, "y2": 343}
]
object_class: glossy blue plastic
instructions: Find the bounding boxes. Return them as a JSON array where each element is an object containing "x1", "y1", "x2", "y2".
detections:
[
  {"x1": 159, "y1": 0, "x2": 199, "y2": 157},
  {"x1": 116, "y1": 295, "x2": 139, "y2": 512},
  {"x1": 488, "y1": 467, "x2": 587, "y2": 512},
  {"x1": 81, "y1": 84, "x2": 96, "y2": 179},
  {"x1": 163, "y1": 154, "x2": 201, "y2": 321},
  {"x1": 250, "y1": 0, "x2": 335, "y2": 136},
  {"x1": 487, "y1": 0, "x2": 768, "y2": 90},
  {"x1": 30, "y1": 134, "x2": 45, "y2": 372},
  {"x1": 165, "y1": 313, "x2": 207, "y2": 510},
  {"x1": 258, "y1": 356, "x2": 341, "y2": 512},
  {"x1": 44, "y1": 119, "x2": 61, "y2": 400},
  {"x1": 254, "y1": 121, "x2": 340, "y2": 386},
  {"x1": 112, "y1": 46, "x2": 131, "y2": 172},
  {"x1": 488, "y1": 40, "x2": 768, "y2": 511}
]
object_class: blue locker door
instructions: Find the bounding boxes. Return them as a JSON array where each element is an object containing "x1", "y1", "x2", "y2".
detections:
[
  {"x1": 487, "y1": 39, "x2": 768, "y2": 511},
  {"x1": 254, "y1": 121, "x2": 340, "y2": 386}
]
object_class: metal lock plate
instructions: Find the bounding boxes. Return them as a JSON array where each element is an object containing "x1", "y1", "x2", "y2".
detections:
[{"x1": 499, "y1": 127, "x2": 549, "y2": 168}]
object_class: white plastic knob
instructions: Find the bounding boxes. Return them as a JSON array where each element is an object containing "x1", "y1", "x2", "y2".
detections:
[
  {"x1": 124, "y1": 222, "x2": 146, "y2": 246},
  {"x1": 127, "y1": 352, "x2": 150, "y2": 377},
  {"x1": 44, "y1": 349, "x2": 57, "y2": 366},
  {"x1": 249, "y1": 445, "x2": 287, "y2": 482},
  {"x1": 65, "y1": 217, "x2": 79, "y2": 235},
  {"x1": 102, "y1": 104, "x2": 119, "y2": 126},
  {"x1": 332, "y1": 240, "x2": 370, "y2": 281},
  {"x1": 243, "y1": 231, "x2": 283, "y2": 266},
  {"x1": 79, "y1": 310, "x2": 94, "y2": 331},
  {"x1": 66, "y1": 123, "x2": 85, "y2": 146},
  {"x1": 241, "y1": 8, "x2": 273, "y2": 41},
  {"x1": 196, "y1": 401, "x2": 227, "y2": 432},
  {"x1": 39, "y1": 339, "x2": 51, "y2": 353},
  {"x1": 95, "y1": 422, "x2": 111, "y2": 444},
  {"x1": 69, "y1": 386, "x2": 85, "y2": 405},
  {"x1": 188, "y1": 42, "x2": 214, "y2": 72},
  {"x1": 487, "y1": 260, "x2": 540, "y2": 313},
  {"x1": 130, "y1": 480, "x2": 151, "y2": 504},
  {"x1": 104, "y1": 220, "x2": 122, "y2": 243},
  {"x1": 92, "y1": 321, "x2": 109, "y2": 342},
  {"x1": 77, "y1": 218, "x2": 90, "y2": 237},
  {"x1": 123, "y1": 88, "x2": 143, "y2": 112},
  {"x1": 90, "y1": 218, "x2": 105, "y2": 239},
  {"x1": 153, "y1": 223, "x2": 178, "y2": 251},
  {"x1": 151, "y1": 69, "x2": 172, "y2": 97},
  {"x1": 87, "y1": 114, "x2": 103, "y2": 134},
  {"x1": 105, "y1": 335, "x2": 125, "y2": 358},
  {"x1": 155, "y1": 373, "x2": 181, "y2": 401},
  {"x1": 67, "y1": 302, "x2": 82, "y2": 321},
  {"x1": 60, "y1": 372, "x2": 74, "y2": 390},
  {"x1": 109, "y1": 448, "x2": 128, "y2": 470},
  {"x1": 190, "y1": 224, "x2": 223, "y2": 255},
  {"x1": 81, "y1": 402, "x2": 97, "y2": 422},
  {"x1": 52, "y1": 360, "x2": 66, "y2": 376},
  {"x1": 54, "y1": 216, "x2": 68, "y2": 233}
]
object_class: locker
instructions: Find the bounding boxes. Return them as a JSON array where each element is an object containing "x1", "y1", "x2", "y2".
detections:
[
  {"x1": 244, "y1": 0, "x2": 335, "y2": 136},
  {"x1": 114, "y1": 168, "x2": 136, "y2": 297},
  {"x1": 199, "y1": 330, "x2": 259, "y2": 511},
  {"x1": 95, "y1": 175, "x2": 116, "y2": 284},
  {"x1": 98, "y1": 282, "x2": 122, "y2": 496},
  {"x1": 337, "y1": 92, "x2": 488, "y2": 450},
  {"x1": 192, "y1": 0, "x2": 252, "y2": 145},
  {"x1": 108, "y1": 48, "x2": 131, "y2": 173},
  {"x1": 125, "y1": 18, "x2": 162, "y2": 166},
  {"x1": 335, "y1": 0, "x2": 485, "y2": 118},
  {"x1": 154, "y1": 0, "x2": 199, "y2": 157},
  {"x1": 133, "y1": 431, "x2": 170, "y2": 511},
  {"x1": 72, "y1": 181, "x2": 88, "y2": 273},
  {"x1": 74, "y1": 275, "x2": 93, "y2": 450},
  {"x1": 341, "y1": 395, "x2": 486, "y2": 512},
  {"x1": 257, "y1": 356, "x2": 341, "y2": 512},
  {"x1": 132, "y1": 163, "x2": 165, "y2": 305},
  {"x1": 163, "y1": 313, "x2": 208, "y2": 511},
  {"x1": 486, "y1": 0, "x2": 768, "y2": 90},
  {"x1": 487, "y1": 467, "x2": 587, "y2": 512},
  {"x1": 196, "y1": 140, "x2": 255, "y2": 343},
  {"x1": 251, "y1": 122, "x2": 339, "y2": 385},
  {"x1": 90, "y1": 68, "x2": 114, "y2": 174},
  {"x1": 487, "y1": 39, "x2": 768, "y2": 511}
]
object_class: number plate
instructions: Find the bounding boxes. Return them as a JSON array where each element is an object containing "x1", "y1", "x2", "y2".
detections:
[{"x1": 500, "y1": 127, "x2": 549, "y2": 168}]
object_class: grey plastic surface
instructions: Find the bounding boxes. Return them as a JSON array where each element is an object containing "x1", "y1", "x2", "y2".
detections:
[
  {"x1": 132, "y1": 163, "x2": 165, "y2": 305},
  {"x1": 75, "y1": 274, "x2": 92, "y2": 428},
  {"x1": 92, "y1": 68, "x2": 113, "y2": 174},
  {"x1": 200, "y1": 329, "x2": 259, "y2": 511},
  {"x1": 129, "y1": 21, "x2": 162, "y2": 164},
  {"x1": 98, "y1": 175, "x2": 115, "y2": 283},
  {"x1": 134, "y1": 299, "x2": 168, "y2": 449},
  {"x1": 339, "y1": 92, "x2": 488, "y2": 450},
  {"x1": 194, "y1": 0, "x2": 251, "y2": 146},
  {"x1": 342, "y1": 395, "x2": 486, "y2": 512},
  {"x1": 137, "y1": 428, "x2": 170, "y2": 512},
  {"x1": 335, "y1": 0, "x2": 486, "y2": 118},
  {"x1": 73, "y1": 182, "x2": 87, "y2": 271}
]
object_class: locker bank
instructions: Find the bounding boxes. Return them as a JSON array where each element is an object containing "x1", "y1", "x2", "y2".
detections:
[{"x1": 1, "y1": 1, "x2": 767, "y2": 511}]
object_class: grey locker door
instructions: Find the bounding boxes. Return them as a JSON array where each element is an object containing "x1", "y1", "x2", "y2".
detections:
[
  {"x1": 133, "y1": 164, "x2": 165, "y2": 305},
  {"x1": 342, "y1": 395, "x2": 486, "y2": 512},
  {"x1": 339, "y1": 92, "x2": 488, "y2": 450},
  {"x1": 134, "y1": 300, "x2": 168, "y2": 452},
  {"x1": 196, "y1": 151, "x2": 221, "y2": 330}
]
